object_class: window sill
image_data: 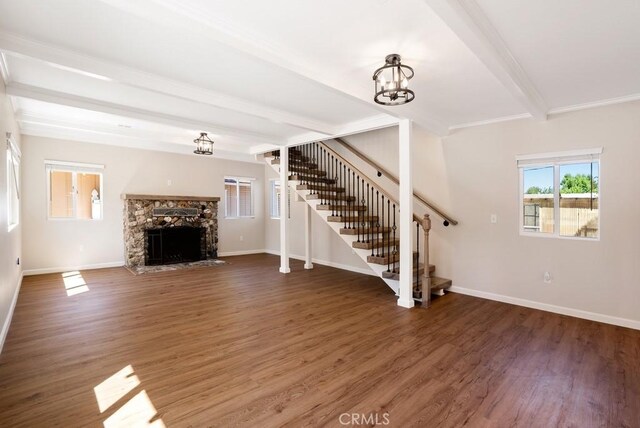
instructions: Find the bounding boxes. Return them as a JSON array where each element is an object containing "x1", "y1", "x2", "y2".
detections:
[
  {"x1": 224, "y1": 216, "x2": 255, "y2": 220},
  {"x1": 519, "y1": 231, "x2": 600, "y2": 242}
]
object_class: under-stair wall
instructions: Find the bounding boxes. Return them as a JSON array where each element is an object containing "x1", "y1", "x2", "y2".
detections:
[{"x1": 263, "y1": 166, "x2": 372, "y2": 274}]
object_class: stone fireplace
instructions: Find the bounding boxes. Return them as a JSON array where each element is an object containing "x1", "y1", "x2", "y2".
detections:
[{"x1": 122, "y1": 194, "x2": 219, "y2": 267}]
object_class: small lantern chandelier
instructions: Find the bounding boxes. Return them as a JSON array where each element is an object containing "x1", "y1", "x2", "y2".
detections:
[
  {"x1": 372, "y1": 54, "x2": 414, "y2": 106},
  {"x1": 193, "y1": 132, "x2": 214, "y2": 155}
]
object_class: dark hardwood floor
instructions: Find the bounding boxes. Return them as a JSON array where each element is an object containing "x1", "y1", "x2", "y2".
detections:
[{"x1": 0, "y1": 254, "x2": 638, "y2": 427}]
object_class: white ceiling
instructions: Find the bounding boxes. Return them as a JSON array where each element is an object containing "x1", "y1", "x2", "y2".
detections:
[{"x1": 0, "y1": 0, "x2": 638, "y2": 160}]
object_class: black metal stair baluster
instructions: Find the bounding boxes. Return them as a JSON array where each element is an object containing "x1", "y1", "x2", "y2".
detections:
[
  {"x1": 361, "y1": 180, "x2": 366, "y2": 243},
  {"x1": 416, "y1": 221, "x2": 420, "y2": 299},
  {"x1": 351, "y1": 171, "x2": 355, "y2": 230},
  {"x1": 366, "y1": 183, "x2": 370, "y2": 243},
  {"x1": 381, "y1": 195, "x2": 385, "y2": 258},
  {"x1": 335, "y1": 158, "x2": 339, "y2": 219},
  {"x1": 370, "y1": 186, "x2": 375, "y2": 256},
  {"x1": 387, "y1": 200, "x2": 391, "y2": 270},
  {"x1": 343, "y1": 165, "x2": 347, "y2": 230},
  {"x1": 392, "y1": 204, "x2": 396, "y2": 273},
  {"x1": 356, "y1": 175, "x2": 360, "y2": 242},
  {"x1": 376, "y1": 191, "x2": 380, "y2": 257},
  {"x1": 331, "y1": 155, "x2": 336, "y2": 217}
]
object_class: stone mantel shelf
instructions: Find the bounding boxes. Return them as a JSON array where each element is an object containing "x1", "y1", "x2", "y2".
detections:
[{"x1": 122, "y1": 194, "x2": 220, "y2": 202}]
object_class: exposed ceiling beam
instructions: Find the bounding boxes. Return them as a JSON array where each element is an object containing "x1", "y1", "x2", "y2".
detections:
[
  {"x1": 6, "y1": 82, "x2": 284, "y2": 145},
  {"x1": 14, "y1": 111, "x2": 250, "y2": 152},
  {"x1": 19, "y1": 123, "x2": 261, "y2": 163},
  {"x1": 0, "y1": 31, "x2": 337, "y2": 135},
  {"x1": 425, "y1": 0, "x2": 548, "y2": 120},
  {"x1": 95, "y1": 0, "x2": 449, "y2": 136},
  {"x1": 286, "y1": 114, "x2": 400, "y2": 147}
]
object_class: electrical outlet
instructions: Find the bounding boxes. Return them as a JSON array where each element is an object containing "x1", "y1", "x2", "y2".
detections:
[
  {"x1": 167, "y1": 179, "x2": 172, "y2": 186},
  {"x1": 490, "y1": 214, "x2": 497, "y2": 224},
  {"x1": 544, "y1": 272, "x2": 552, "y2": 283}
]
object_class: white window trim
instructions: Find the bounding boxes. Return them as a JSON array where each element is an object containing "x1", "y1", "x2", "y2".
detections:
[
  {"x1": 517, "y1": 149, "x2": 602, "y2": 241},
  {"x1": 6, "y1": 132, "x2": 20, "y2": 232},
  {"x1": 224, "y1": 176, "x2": 255, "y2": 219},
  {"x1": 45, "y1": 160, "x2": 104, "y2": 221}
]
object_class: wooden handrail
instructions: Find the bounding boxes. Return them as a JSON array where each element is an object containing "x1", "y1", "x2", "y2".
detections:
[
  {"x1": 316, "y1": 142, "x2": 422, "y2": 223},
  {"x1": 333, "y1": 138, "x2": 458, "y2": 226}
]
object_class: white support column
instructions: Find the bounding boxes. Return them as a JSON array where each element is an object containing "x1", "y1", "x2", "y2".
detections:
[
  {"x1": 397, "y1": 119, "x2": 415, "y2": 308},
  {"x1": 279, "y1": 148, "x2": 291, "y2": 273},
  {"x1": 304, "y1": 203, "x2": 313, "y2": 269}
]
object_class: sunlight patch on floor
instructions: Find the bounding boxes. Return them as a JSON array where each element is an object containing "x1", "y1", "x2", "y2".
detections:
[
  {"x1": 95, "y1": 365, "x2": 165, "y2": 428},
  {"x1": 62, "y1": 271, "x2": 90, "y2": 296}
]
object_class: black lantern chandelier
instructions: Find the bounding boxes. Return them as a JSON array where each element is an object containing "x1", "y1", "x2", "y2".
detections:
[
  {"x1": 193, "y1": 132, "x2": 214, "y2": 155},
  {"x1": 372, "y1": 54, "x2": 414, "y2": 106}
]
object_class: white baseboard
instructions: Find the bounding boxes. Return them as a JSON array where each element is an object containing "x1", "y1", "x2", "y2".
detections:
[
  {"x1": 23, "y1": 261, "x2": 125, "y2": 276},
  {"x1": 0, "y1": 271, "x2": 23, "y2": 355},
  {"x1": 264, "y1": 249, "x2": 377, "y2": 277},
  {"x1": 449, "y1": 285, "x2": 640, "y2": 331},
  {"x1": 217, "y1": 249, "x2": 267, "y2": 257}
]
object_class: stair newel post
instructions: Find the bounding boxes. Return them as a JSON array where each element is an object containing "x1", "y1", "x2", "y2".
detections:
[{"x1": 422, "y1": 214, "x2": 432, "y2": 308}]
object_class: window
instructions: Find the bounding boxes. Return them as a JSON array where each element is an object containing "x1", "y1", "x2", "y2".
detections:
[
  {"x1": 46, "y1": 161, "x2": 104, "y2": 220},
  {"x1": 225, "y1": 177, "x2": 254, "y2": 218},
  {"x1": 518, "y1": 149, "x2": 601, "y2": 239},
  {"x1": 6, "y1": 133, "x2": 20, "y2": 231},
  {"x1": 270, "y1": 179, "x2": 281, "y2": 218}
]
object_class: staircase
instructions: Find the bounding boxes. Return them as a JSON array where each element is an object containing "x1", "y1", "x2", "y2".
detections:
[{"x1": 265, "y1": 141, "x2": 452, "y2": 306}]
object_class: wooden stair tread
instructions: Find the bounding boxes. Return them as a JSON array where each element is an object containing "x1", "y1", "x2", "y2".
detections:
[
  {"x1": 307, "y1": 194, "x2": 355, "y2": 201},
  {"x1": 381, "y1": 263, "x2": 435, "y2": 280},
  {"x1": 340, "y1": 227, "x2": 392, "y2": 235},
  {"x1": 352, "y1": 238, "x2": 399, "y2": 250},
  {"x1": 289, "y1": 167, "x2": 326, "y2": 176},
  {"x1": 271, "y1": 159, "x2": 318, "y2": 169},
  {"x1": 367, "y1": 251, "x2": 418, "y2": 265},
  {"x1": 317, "y1": 204, "x2": 367, "y2": 211},
  {"x1": 291, "y1": 176, "x2": 337, "y2": 184},
  {"x1": 296, "y1": 184, "x2": 345, "y2": 192},
  {"x1": 328, "y1": 215, "x2": 378, "y2": 222}
]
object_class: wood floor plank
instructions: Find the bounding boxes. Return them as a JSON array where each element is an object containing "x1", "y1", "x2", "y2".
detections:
[{"x1": 0, "y1": 254, "x2": 638, "y2": 427}]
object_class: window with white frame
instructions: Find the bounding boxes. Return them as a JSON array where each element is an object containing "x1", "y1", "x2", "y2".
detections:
[
  {"x1": 6, "y1": 133, "x2": 20, "y2": 231},
  {"x1": 46, "y1": 161, "x2": 104, "y2": 220},
  {"x1": 225, "y1": 177, "x2": 254, "y2": 218},
  {"x1": 518, "y1": 149, "x2": 601, "y2": 239},
  {"x1": 270, "y1": 179, "x2": 281, "y2": 218}
]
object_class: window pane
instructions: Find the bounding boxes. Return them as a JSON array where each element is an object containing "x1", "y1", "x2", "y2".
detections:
[
  {"x1": 523, "y1": 166, "x2": 554, "y2": 233},
  {"x1": 271, "y1": 181, "x2": 281, "y2": 218},
  {"x1": 225, "y1": 182, "x2": 238, "y2": 217},
  {"x1": 50, "y1": 170, "x2": 74, "y2": 218},
  {"x1": 238, "y1": 182, "x2": 252, "y2": 217},
  {"x1": 7, "y1": 150, "x2": 19, "y2": 227},
  {"x1": 77, "y1": 173, "x2": 102, "y2": 220},
  {"x1": 559, "y1": 162, "x2": 599, "y2": 238}
]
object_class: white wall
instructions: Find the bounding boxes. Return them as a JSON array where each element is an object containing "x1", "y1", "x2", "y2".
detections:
[
  {"x1": 441, "y1": 102, "x2": 640, "y2": 327},
  {"x1": 0, "y1": 81, "x2": 23, "y2": 351},
  {"x1": 21, "y1": 136, "x2": 266, "y2": 273},
  {"x1": 327, "y1": 102, "x2": 640, "y2": 327}
]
